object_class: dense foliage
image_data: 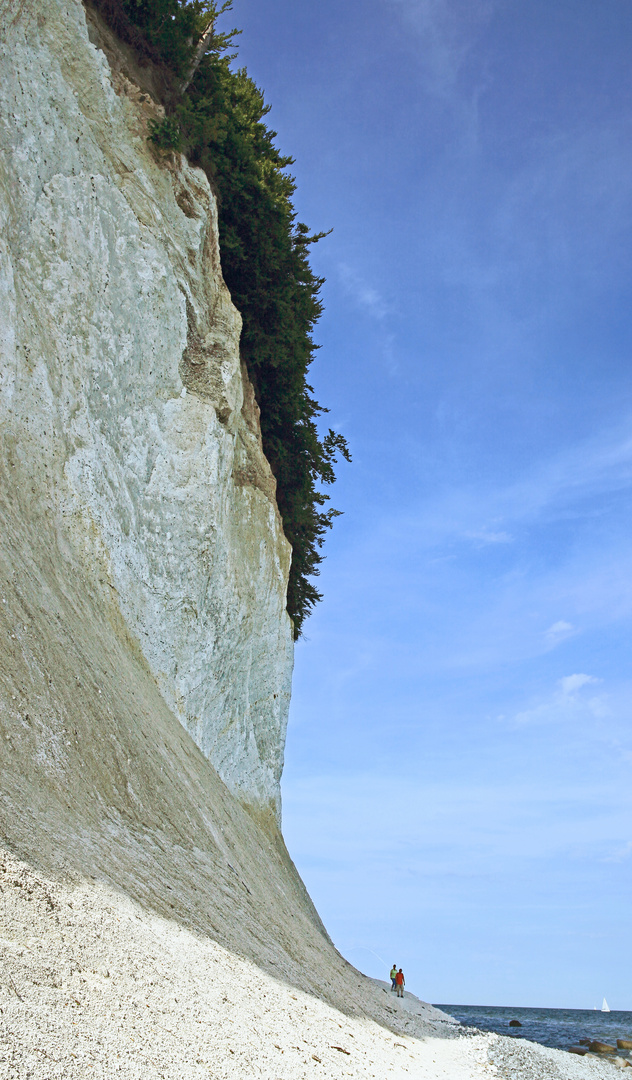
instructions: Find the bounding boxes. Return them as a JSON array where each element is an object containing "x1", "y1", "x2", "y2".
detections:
[{"x1": 93, "y1": 0, "x2": 349, "y2": 637}]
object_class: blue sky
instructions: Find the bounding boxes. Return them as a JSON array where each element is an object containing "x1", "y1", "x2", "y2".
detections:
[{"x1": 227, "y1": 0, "x2": 632, "y2": 1007}]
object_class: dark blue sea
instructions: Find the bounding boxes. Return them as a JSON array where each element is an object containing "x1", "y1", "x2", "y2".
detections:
[{"x1": 435, "y1": 1004, "x2": 632, "y2": 1054}]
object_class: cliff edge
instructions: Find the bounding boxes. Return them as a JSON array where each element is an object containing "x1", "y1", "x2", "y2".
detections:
[
  {"x1": 0, "y1": 0, "x2": 462, "y2": 1065},
  {"x1": 0, "y1": 0, "x2": 374, "y2": 1011}
]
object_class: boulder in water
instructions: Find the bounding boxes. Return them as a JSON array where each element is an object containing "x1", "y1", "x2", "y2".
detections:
[
  {"x1": 589, "y1": 1042, "x2": 617, "y2": 1054},
  {"x1": 618, "y1": 1041, "x2": 632, "y2": 1051},
  {"x1": 568, "y1": 1047, "x2": 588, "y2": 1056},
  {"x1": 509, "y1": 1020, "x2": 522, "y2": 1027},
  {"x1": 579, "y1": 1039, "x2": 591, "y2": 1046}
]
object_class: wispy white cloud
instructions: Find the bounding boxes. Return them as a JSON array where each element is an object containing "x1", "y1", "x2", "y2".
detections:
[
  {"x1": 489, "y1": 121, "x2": 632, "y2": 292},
  {"x1": 545, "y1": 620, "x2": 574, "y2": 642},
  {"x1": 465, "y1": 528, "x2": 513, "y2": 545},
  {"x1": 559, "y1": 673, "x2": 599, "y2": 696},
  {"x1": 337, "y1": 263, "x2": 391, "y2": 320},
  {"x1": 605, "y1": 839, "x2": 632, "y2": 864},
  {"x1": 511, "y1": 674, "x2": 605, "y2": 728},
  {"x1": 491, "y1": 424, "x2": 632, "y2": 530},
  {"x1": 311, "y1": 417, "x2": 632, "y2": 675},
  {"x1": 370, "y1": 421, "x2": 632, "y2": 555},
  {"x1": 384, "y1": 0, "x2": 495, "y2": 98},
  {"x1": 376, "y1": 24, "x2": 632, "y2": 377},
  {"x1": 336, "y1": 263, "x2": 400, "y2": 374}
]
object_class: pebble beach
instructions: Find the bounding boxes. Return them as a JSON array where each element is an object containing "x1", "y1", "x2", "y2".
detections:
[{"x1": 0, "y1": 849, "x2": 625, "y2": 1080}]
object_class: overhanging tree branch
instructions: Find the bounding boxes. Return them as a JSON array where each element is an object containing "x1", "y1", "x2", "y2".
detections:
[{"x1": 180, "y1": 1, "x2": 237, "y2": 94}]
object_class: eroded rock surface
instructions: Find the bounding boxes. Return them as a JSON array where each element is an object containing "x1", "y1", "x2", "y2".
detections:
[{"x1": 0, "y1": 0, "x2": 292, "y2": 818}]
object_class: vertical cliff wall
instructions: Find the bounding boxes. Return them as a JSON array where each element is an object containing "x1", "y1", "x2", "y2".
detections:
[
  {"x1": 0, "y1": 0, "x2": 293, "y2": 820},
  {"x1": 0, "y1": 1, "x2": 467, "y2": 1049},
  {"x1": 0, "y1": 0, "x2": 362, "y2": 1017}
]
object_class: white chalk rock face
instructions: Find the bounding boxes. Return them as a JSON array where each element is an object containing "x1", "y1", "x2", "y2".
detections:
[{"x1": 0, "y1": 0, "x2": 293, "y2": 819}]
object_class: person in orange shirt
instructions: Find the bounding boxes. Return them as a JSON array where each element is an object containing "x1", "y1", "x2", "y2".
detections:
[{"x1": 395, "y1": 968, "x2": 405, "y2": 998}]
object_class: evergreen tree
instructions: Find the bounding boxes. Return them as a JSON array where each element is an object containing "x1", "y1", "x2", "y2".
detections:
[{"x1": 94, "y1": 0, "x2": 350, "y2": 636}]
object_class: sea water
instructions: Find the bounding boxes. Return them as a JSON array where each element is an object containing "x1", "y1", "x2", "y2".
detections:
[{"x1": 436, "y1": 1004, "x2": 632, "y2": 1054}]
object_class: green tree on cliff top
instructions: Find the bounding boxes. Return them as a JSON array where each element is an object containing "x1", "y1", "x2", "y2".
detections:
[{"x1": 95, "y1": 0, "x2": 350, "y2": 637}]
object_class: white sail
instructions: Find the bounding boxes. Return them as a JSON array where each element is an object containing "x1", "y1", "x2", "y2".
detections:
[{"x1": 601, "y1": 998, "x2": 610, "y2": 1012}]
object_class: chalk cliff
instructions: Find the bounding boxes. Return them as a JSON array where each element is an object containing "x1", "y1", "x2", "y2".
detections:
[
  {"x1": 0, "y1": 0, "x2": 293, "y2": 821},
  {"x1": 0, "y1": 7, "x2": 471, "y2": 1069},
  {"x1": 0, "y1": 0, "x2": 444, "y2": 1040}
]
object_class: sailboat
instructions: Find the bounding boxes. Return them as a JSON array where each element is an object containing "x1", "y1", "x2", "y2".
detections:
[{"x1": 601, "y1": 998, "x2": 611, "y2": 1012}]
